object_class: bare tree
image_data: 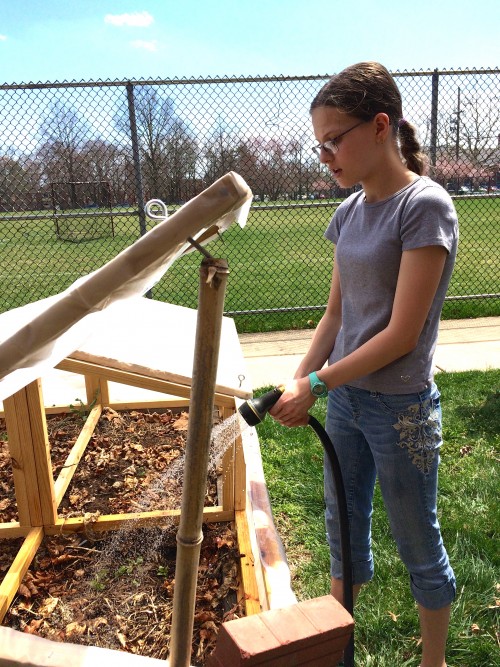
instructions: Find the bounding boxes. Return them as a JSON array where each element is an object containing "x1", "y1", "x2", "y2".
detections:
[
  {"x1": 79, "y1": 139, "x2": 132, "y2": 204},
  {"x1": 37, "y1": 100, "x2": 90, "y2": 205},
  {"x1": 202, "y1": 119, "x2": 239, "y2": 185},
  {"x1": 115, "y1": 85, "x2": 197, "y2": 201},
  {"x1": 434, "y1": 90, "x2": 500, "y2": 190},
  {"x1": 459, "y1": 93, "x2": 500, "y2": 165},
  {"x1": 0, "y1": 151, "x2": 41, "y2": 211}
]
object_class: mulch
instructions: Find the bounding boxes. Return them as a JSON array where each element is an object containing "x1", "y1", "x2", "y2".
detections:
[{"x1": 0, "y1": 408, "x2": 246, "y2": 665}]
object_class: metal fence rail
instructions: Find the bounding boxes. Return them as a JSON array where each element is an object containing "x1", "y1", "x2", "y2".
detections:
[{"x1": 1, "y1": 68, "x2": 499, "y2": 332}]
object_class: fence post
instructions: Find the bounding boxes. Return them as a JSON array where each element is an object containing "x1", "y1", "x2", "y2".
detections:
[
  {"x1": 429, "y1": 68, "x2": 439, "y2": 170},
  {"x1": 126, "y1": 82, "x2": 148, "y2": 238}
]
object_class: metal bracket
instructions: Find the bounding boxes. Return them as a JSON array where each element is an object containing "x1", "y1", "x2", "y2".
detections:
[{"x1": 186, "y1": 236, "x2": 214, "y2": 259}]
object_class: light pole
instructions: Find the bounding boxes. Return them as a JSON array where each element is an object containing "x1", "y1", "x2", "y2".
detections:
[
  {"x1": 455, "y1": 86, "x2": 461, "y2": 161},
  {"x1": 449, "y1": 86, "x2": 461, "y2": 193}
]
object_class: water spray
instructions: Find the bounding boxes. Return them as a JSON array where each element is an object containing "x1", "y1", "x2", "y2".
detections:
[{"x1": 238, "y1": 386, "x2": 355, "y2": 667}]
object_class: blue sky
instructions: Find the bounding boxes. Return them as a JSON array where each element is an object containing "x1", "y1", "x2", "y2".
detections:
[{"x1": 0, "y1": 0, "x2": 498, "y2": 84}]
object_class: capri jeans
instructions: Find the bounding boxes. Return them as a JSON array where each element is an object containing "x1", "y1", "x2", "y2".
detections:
[{"x1": 324, "y1": 383, "x2": 456, "y2": 610}]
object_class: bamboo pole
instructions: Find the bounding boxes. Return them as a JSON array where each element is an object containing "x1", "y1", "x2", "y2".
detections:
[{"x1": 169, "y1": 257, "x2": 229, "y2": 667}]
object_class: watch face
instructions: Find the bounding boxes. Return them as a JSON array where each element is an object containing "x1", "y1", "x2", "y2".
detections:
[
  {"x1": 312, "y1": 383, "x2": 326, "y2": 396},
  {"x1": 309, "y1": 372, "x2": 327, "y2": 397}
]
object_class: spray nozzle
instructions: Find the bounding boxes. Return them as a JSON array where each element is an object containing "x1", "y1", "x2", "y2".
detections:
[{"x1": 238, "y1": 385, "x2": 285, "y2": 426}]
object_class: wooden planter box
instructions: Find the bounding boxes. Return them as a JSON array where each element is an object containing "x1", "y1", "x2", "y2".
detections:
[{"x1": 0, "y1": 300, "x2": 297, "y2": 666}]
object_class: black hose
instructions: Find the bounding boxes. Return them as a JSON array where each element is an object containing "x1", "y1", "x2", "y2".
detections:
[{"x1": 308, "y1": 414, "x2": 355, "y2": 667}]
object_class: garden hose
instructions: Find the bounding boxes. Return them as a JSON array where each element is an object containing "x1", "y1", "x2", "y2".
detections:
[
  {"x1": 307, "y1": 414, "x2": 354, "y2": 667},
  {"x1": 238, "y1": 388, "x2": 355, "y2": 667}
]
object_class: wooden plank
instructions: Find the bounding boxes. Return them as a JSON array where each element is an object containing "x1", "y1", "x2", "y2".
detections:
[
  {"x1": 233, "y1": 397, "x2": 248, "y2": 512},
  {"x1": 56, "y1": 358, "x2": 239, "y2": 408},
  {"x1": 235, "y1": 509, "x2": 262, "y2": 616},
  {"x1": 239, "y1": 424, "x2": 297, "y2": 612},
  {"x1": 71, "y1": 350, "x2": 252, "y2": 401},
  {"x1": 84, "y1": 374, "x2": 110, "y2": 407},
  {"x1": 58, "y1": 357, "x2": 193, "y2": 398},
  {"x1": 18, "y1": 398, "x2": 191, "y2": 416},
  {"x1": 3, "y1": 388, "x2": 42, "y2": 526},
  {"x1": 108, "y1": 399, "x2": 190, "y2": 411},
  {"x1": 221, "y1": 446, "x2": 235, "y2": 513},
  {"x1": 109, "y1": 397, "x2": 189, "y2": 412},
  {"x1": 53, "y1": 404, "x2": 102, "y2": 506},
  {"x1": 0, "y1": 523, "x2": 31, "y2": 539},
  {"x1": 45, "y1": 506, "x2": 234, "y2": 535},
  {"x1": 234, "y1": 434, "x2": 246, "y2": 511},
  {"x1": 0, "y1": 527, "x2": 44, "y2": 623},
  {"x1": 220, "y1": 407, "x2": 235, "y2": 513},
  {"x1": 25, "y1": 380, "x2": 58, "y2": 526}
]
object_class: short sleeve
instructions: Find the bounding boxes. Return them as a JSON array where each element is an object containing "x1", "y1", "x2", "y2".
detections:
[
  {"x1": 324, "y1": 211, "x2": 340, "y2": 244},
  {"x1": 324, "y1": 191, "x2": 363, "y2": 244},
  {"x1": 400, "y1": 185, "x2": 458, "y2": 253}
]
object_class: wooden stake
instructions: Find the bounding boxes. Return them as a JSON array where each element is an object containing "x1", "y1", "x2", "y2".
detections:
[
  {"x1": 85, "y1": 373, "x2": 110, "y2": 407},
  {"x1": 0, "y1": 527, "x2": 43, "y2": 623},
  {"x1": 3, "y1": 380, "x2": 58, "y2": 527},
  {"x1": 25, "y1": 380, "x2": 57, "y2": 526},
  {"x1": 53, "y1": 404, "x2": 102, "y2": 506}
]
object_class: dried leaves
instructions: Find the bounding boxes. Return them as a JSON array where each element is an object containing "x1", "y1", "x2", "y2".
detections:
[
  {"x1": 1, "y1": 411, "x2": 244, "y2": 665},
  {"x1": 5, "y1": 524, "x2": 243, "y2": 664}
]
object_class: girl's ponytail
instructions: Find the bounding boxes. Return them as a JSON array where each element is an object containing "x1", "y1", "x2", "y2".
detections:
[{"x1": 398, "y1": 120, "x2": 429, "y2": 176}]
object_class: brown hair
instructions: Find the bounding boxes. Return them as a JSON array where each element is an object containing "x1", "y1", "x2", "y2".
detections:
[{"x1": 311, "y1": 62, "x2": 428, "y2": 175}]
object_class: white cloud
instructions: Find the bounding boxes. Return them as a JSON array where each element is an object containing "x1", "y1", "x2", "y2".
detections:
[
  {"x1": 104, "y1": 11, "x2": 154, "y2": 28},
  {"x1": 0, "y1": 35, "x2": 7, "y2": 41},
  {"x1": 130, "y1": 39, "x2": 158, "y2": 52}
]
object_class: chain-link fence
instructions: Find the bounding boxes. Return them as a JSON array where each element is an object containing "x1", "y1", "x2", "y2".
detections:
[{"x1": 1, "y1": 69, "x2": 499, "y2": 332}]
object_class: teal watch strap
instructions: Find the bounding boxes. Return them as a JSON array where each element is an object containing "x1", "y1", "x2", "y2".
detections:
[{"x1": 309, "y1": 371, "x2": 328, "y2": 397}]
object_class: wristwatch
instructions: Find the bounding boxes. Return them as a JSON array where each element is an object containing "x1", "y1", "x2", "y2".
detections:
[{"x1": 308, "y1": 371, "x2": 328, "y2": 398}]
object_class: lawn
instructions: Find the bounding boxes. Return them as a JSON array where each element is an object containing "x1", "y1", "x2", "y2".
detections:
[
  {"x1": 0, "y1": 197, "x2": 499, "y2": 331},
  {"x1": 257, "y1": 369, "x2": 500, "y2": 667}
]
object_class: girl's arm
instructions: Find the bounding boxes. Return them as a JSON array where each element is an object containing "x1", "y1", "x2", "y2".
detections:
[{"x1": 272, "y1": 244, "x2": 447, "y2": 426}]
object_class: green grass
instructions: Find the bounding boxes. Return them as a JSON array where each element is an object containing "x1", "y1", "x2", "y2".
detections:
[
  {"x1": 0, "y1": 197, "x2": 499, "y2": 330},
  {"x1": 257, "y1": 370, "x2": 500, "y2": 666}
]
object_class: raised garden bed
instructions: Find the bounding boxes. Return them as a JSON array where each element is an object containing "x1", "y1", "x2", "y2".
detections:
[{"x1": 1, "y1": 409, "x2": 245, "y2": 665}]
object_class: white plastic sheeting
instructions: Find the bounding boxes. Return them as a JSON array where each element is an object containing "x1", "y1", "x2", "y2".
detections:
[{"x1": 0, "y1": 172, "x2": 252, "y2": 402}]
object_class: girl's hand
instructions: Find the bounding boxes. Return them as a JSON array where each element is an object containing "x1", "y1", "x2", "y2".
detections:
[{"x1": 269, "y1": 377, "x2": 317, "y2": 427}]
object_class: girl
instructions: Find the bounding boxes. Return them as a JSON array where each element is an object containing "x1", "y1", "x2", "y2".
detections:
[{"x1": 270, "y1": 62, "x2": 458, "y2": 667}]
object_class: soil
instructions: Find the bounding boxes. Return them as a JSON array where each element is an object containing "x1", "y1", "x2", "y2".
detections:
[{"x1": 0, "y1": 408, "x2": 245, "y2": 665}]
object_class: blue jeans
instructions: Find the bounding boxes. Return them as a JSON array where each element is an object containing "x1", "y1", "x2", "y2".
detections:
[{"x1": 324, "y1": 383, "x2": 456, "y2": 610}]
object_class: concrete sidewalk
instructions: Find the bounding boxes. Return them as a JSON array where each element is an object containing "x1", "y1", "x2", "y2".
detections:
[{"x1": 239, "y1": 317, "x2": 500, "y2": 390}]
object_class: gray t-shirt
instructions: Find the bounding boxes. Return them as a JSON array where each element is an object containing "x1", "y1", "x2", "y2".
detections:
[{"x1": 324, "y1": 176, "x2": 458, "y2": 393}]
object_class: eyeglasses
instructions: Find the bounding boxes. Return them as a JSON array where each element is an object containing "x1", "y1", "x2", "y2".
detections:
[{"x1": 311, "y1": 120, "x2": 367, "y2": 157}]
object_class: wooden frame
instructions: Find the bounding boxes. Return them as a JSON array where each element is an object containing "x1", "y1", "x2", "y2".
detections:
[{"x1": 0, "y1": 359, "x2": 256, "y2": 623}]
